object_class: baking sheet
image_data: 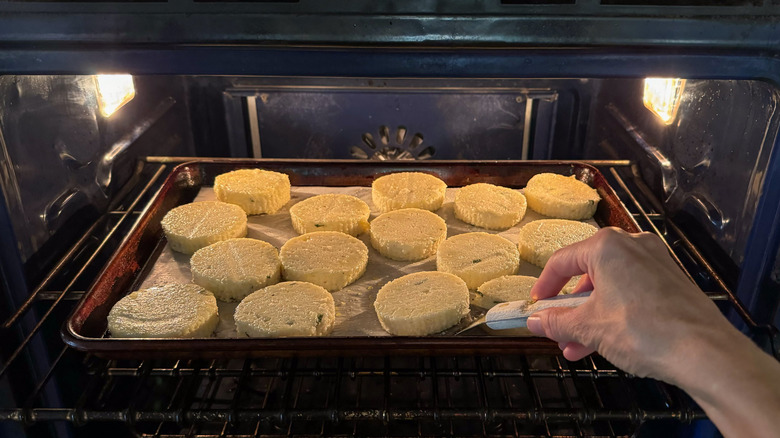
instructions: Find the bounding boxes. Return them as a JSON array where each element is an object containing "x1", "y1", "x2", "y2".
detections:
[
  {"x1": 64, "y1": 160, "x2": 640, "y2": 358},
  {"x1": 140, "y1": 185, "x2": 599, "y2": 338}
]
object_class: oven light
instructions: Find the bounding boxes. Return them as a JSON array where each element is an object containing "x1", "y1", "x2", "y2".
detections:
[
  {"x1": 643, "y1": 78, "x2": 686, "y2": 125},
  {"x1": 95, "y1": 74, "x2": 135, "y2": 118}
]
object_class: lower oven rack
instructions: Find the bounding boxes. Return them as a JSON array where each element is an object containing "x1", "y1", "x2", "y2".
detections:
[{"x1": 0, "y1": 158, "x2": 775, "y2": 438}]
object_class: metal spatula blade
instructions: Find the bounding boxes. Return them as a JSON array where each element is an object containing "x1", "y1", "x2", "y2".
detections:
[{"x1": 452, "y1": 291, "x2": 592, "y2": 336}]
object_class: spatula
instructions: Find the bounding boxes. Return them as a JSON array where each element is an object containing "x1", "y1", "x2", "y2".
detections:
[{"x1": 453, "y1": 291, "x2": 592, "y2": 336}]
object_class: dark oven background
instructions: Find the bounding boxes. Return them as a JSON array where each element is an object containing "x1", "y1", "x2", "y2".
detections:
[{"x1": 1, "y1": 2, "x2": 780, "y2": 438}]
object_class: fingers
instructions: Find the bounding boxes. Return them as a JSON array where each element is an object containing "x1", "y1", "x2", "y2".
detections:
[
  {"x1": 561, "y1": 343, "x2": 595, "y2": 361},
  {"x1": 526, "y1": 307, "x2": 587, "y2": 345},
  {"x1": 531, "y1": 227, "x2": 635, "y2": 300},
  {"x1": 530, "y1": 236, "x2": 594, "y2": 300},
  {"x1": 528, "y1": 307, "x2": 596, "y2": 361},
  {"x1": 570, "y1": 274, "x2": 593, "y2": 295}
]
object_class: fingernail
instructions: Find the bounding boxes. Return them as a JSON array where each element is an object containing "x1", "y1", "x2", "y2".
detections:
[{"x1": 526, "y1": 316, "x2": 542, "y2": 335}]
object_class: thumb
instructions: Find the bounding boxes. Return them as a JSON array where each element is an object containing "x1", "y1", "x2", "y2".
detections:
[{"x1": 526, "y1": 307, "x2": 584, "y2": 345}]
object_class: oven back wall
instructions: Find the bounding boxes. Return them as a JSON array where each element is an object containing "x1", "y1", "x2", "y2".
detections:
[{"x1": 218, "y1": 77, "x2": 593, "y2": 162}]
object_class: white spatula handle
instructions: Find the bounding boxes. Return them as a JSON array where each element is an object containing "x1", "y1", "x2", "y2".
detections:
[{"x1": 485, "y1": 291, "x2": 592, "y2": 330}]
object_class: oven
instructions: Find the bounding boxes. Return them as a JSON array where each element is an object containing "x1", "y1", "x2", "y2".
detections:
[{"x1": 1, "y1": 2, "x2": 779, "y2": 437}]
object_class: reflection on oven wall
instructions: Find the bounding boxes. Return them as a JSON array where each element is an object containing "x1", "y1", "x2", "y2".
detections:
[
  {"x1": 586, "y1": 79, "x2": 780, "y2": 286},
  {"x1": 0, "y1": 75, "x2": 196, "y2": 289}
]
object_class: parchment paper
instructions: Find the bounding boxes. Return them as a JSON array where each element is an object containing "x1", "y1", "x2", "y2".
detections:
[{"x1": 139, "y1": 186, "x2": 598, "y2": 338}]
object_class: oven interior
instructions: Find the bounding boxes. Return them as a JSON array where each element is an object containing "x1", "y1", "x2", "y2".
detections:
[{"x1": 0, "y1": 74, "x2": 778, "y2": 437}]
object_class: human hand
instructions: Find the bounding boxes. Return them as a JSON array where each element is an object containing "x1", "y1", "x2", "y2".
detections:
[
  {"x1": 526, "y1": 227, "x2": 780, "y2": 437},
  {"x1": 526, "y1": 227, "x2": 736, "y2": 385}
]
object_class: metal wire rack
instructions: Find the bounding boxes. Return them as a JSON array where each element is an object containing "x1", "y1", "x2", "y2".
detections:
[{"x1": 0, "y1": 158, "x2": 775, "y2": 438}]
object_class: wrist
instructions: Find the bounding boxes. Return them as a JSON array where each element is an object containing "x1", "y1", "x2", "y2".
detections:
[
  {"x1": 670, "y1": 323, "x2": 748, "y2": 397},
  {"x1": 670, "y1": 321, "x2": 780, "y2": 438},
  {"x1": 666, "y1": 317, "x2": 778, "y2": 404}
]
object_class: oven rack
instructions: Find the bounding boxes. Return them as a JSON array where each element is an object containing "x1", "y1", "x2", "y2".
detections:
[{"x1": 0, "y1": 158, "x2": 775, "y2": 438}]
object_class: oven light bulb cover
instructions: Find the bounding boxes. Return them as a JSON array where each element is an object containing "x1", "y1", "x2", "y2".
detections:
[
  {"x1": 95, "y1": 74, "x2": 135, "y2": 118},
  {"x1": 643, "y1": 78, "x2": 686, "y2": 125}
]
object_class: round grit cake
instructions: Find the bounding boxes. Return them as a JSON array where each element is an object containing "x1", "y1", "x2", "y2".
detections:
[
  {"x1": 372, "y1": 172, "x2": 447, "y2": 213},
  {"x1": 190, "y1": 238, "x2": 282, "y2": 302},
  {"x1": 524, "y1": 173, "x2": 601, "y2": 220},
  {"x1": 474, "y1": 274, "x2": 583, "y2": 336},
  {"x1": 107, "y1": 283, "x2": 218, "y2": 338},
  {"x1": 517, "y1": 219, "x2": 598, "y2": 268},
  {"x1": 289, "y1": 194, "x2": 370, "y2": 236},
  {"x1": 369, "y1": 208, "x2": 447, "y2": 261},
  {"x1": 474, "y1": 275, "x2": 535, "y2": 337},
  {"x1": 373, "y1": 271, "x2": 470, "y2": 336},
  {"x1": 454, "y1": 183, "x2": 527, "y2": 230},
  {"x1": 474, "y1": 275, "x2": 536, "y2": 309},
  {"x1": 161, "y1": 201, "x2": 247, "y2": 254},
  {"x1": 436, "y1": 232, "x2": 520, "y2": 290},
  {"x1": 214, "y1": 168, "x2": 291, "y2": 215},
  {"x1": 475, "y1": 275, "x2": 580, "y2": 309},
  {"x1": 234, "y1": 281, "x2": 336, "y2": 337},
  {"x1": 279, "y1": 231, "x2": 369, "y2": 291}
]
